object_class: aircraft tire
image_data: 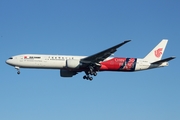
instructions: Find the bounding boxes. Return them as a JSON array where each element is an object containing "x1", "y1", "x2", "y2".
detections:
[
  {"x1": 93, "y1": 72, "x2": 97, "y2": 76},
  {"x1": 89, "y1": 77, "x2": 93, "y2": 81}
]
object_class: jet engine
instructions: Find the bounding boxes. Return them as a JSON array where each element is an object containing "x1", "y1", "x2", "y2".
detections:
[
  {"x1": 66, "y1": 59, "x2": 81, "y2": 69},
  {"x1": 60, "y1": 69, "x2": 77, "y2": 77}
]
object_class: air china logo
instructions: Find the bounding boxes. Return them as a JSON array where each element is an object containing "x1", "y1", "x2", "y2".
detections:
[{"x1": 154, "y1": 48, "x2": 163, "y2": 58}]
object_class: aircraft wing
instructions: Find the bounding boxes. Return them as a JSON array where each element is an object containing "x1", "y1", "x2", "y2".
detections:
[
  {"x1": 80, "y1": 40, "x2": 131, "y2": 64},
  {"x1": 151, "y1": 56, "x2": 176, "y2": 64}
]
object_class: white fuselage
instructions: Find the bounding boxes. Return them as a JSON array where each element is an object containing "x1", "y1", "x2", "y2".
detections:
[
  {"x1": 5, "y1": 39, "x2": 174, "y2": 80},
  {"x1": 6, "y1": 54, "x2": 168, "y2": 71}
]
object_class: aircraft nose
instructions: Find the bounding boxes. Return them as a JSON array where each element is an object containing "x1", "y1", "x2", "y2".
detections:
[
  {"x1": 6, "y1": 57, "x2": 14, "y2": 65},
  {"x1": 6, "y1": 59, "x2": 10, "y2": 64},
  {"x1": 6, "y1": 59, "x2": 13, "y2": 65}
]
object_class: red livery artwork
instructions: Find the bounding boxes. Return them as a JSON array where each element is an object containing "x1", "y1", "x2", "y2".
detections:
[
  {"x1": 154, "y1": 48, "x2": 163, "y2": 58},
  {"x1": 100, "y1": 58, "x2": 137, "y2": 71}
]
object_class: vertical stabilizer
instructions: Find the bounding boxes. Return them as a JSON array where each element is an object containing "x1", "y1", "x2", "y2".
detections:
[{"x1": 143, "y1": 39, "x2": 168, "y2": 62}]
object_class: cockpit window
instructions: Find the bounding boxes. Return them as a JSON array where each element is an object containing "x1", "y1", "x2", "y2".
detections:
[{"x1": 9, "y1": 57, "x2": 13, "y2": 59}]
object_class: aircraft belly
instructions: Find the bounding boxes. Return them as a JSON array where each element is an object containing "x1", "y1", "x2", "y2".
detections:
[{"x1": 135, "y1": 65, "x2": 149, "y2": 71}]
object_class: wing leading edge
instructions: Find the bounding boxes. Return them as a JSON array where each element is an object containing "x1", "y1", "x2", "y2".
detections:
[{"x1": 80, "y1": 40, "x2": 131, "y2": 64}]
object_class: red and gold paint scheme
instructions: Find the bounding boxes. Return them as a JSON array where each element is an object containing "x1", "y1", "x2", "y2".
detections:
[{"x1": 100, "y1": 57, "x2": 137, "y2": 71}]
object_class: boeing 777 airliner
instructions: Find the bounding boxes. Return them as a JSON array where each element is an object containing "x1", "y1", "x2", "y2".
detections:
[{"x1": 6, "y1": 39, "x2": 175, "y2": 80}]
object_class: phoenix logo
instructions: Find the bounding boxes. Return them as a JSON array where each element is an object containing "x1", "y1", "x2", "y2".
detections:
[{"x1": 154, "y1": 48, "x2": 163, "y2": 58}]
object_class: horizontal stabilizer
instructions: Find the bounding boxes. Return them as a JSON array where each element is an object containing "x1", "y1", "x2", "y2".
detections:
[{"x1": 151, "y1": 56, "x2": 176, "y2": 64}]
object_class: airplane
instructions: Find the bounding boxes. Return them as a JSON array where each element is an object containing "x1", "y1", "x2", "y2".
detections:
[{"x1": 6, "y1": 39, "x2": 175, "y2": 81}]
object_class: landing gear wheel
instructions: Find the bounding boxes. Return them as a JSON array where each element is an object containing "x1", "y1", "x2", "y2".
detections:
[
  {"x1": 15, "y1": 66, "x2": 20, "y2": 75},
  {"x1": 17, "y1": 71, "x2": 20, "y2": 74},
  {"x1": 89, "y1": 77, "x2": 93, "y2": 81},
  {"x1": 93, "y1": 72, "x2": 97, "y2": 76},
  {"x1": 83, "y1": 75, "x2": 93, "y2": 81},
  {"x1": 83, "y1": 65, "x2": 98, "y2": 80},
  {"x1": 83, "y1": 75, "x2": 87, "y2": 79}
]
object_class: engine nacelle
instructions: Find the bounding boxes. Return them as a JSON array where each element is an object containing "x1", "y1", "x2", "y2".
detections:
[
  {"x1": 66, "y1": 59, "x2": 80, "y2": 69},
  {"x1": 60, "y1": 69, "x2": 77, "y2": 77}
]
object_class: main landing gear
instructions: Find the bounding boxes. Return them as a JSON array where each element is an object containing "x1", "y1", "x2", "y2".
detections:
[
  {"x1": 83, "y1": 66, "x2": 97, "y2": 81},
  {"x1": 83, "y1": 75, "x2": 93, "y2": 81},
  {"x1": 15, "y1": 66, "x2": 20, "y2": 75}
]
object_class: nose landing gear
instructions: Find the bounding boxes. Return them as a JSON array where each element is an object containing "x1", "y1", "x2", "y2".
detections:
[{"x1": 15, "y1": 66, "x2": 20, "y2": 75}]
